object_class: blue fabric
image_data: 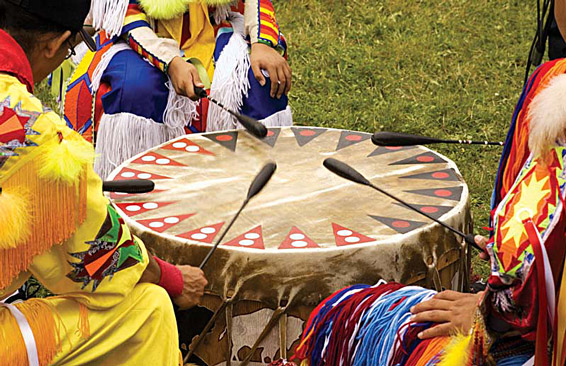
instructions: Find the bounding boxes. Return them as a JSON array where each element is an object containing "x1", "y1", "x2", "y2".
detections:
[
  {"x1": 100, "y1": 48, "x2": 169, "y2": 123},
  {"x1": 215, "y1": 31, "x2": 289, "y2": 120},
  {"x1": 496, "y1": 354, "x2": 532, "y2": 366}
]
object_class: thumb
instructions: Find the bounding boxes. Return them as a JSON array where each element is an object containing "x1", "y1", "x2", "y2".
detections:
[
  {"x1": 474, "y1": 235, "x2": 488, "y2": 250},
  {"x1": 252, "y1": 62, "x2": 266, "y2": 86},
  {"x1": 190, "y1": 67, "x2": 204, "y2": 88}
]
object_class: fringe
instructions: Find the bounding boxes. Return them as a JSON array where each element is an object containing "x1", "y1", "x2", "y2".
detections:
[
  {"x1": 91, "y1": 0, "x2": 129, "y2": 37},
  {"x1": 0, "y1": 188, "x2": 30, "y2": 249},
  {"x1": 0, "y1": 148, "x2": 89, "y2": 289},
  {"x1": 0, "y1": 299, "x2": 62, "y2": 366},
  {"x1": 260, "y1": 106, "x2": 293, "y2": 128},
  {"x1": 77, "y1": 302, "x2": 91, "y2": 340},
  {"x1": 91, "y1": 43, "x2": 131, "y2": 93},
  {"x1": 94, "y1": 113, "x2": 185, "y2": 179},
  {"x1": 164, "y1": 80, "x2": 199, "y2": 129},
  {"x1": 206, "y1": 14, "x2": 250, "y2": 132}
]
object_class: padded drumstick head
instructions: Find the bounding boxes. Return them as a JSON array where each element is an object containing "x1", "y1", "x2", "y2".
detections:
[
  {"x1": 194, "y1": 86, "x2": 208, "y2": 99},
  {"x1": 371, "y1": 131, "x2": 441, "y2": 146},
  {"x1": 323, "y1": 158, "x2": 371, "y2": 186},
  {"x1": 102, "y1": 179, "x2": 155, "y2": 194},
  {"x1": 236, "y1": 114, "x2": 269, "y2": 139},
  {"x1": 247, "y1": 162, "x2": 277, "y2": 200}
]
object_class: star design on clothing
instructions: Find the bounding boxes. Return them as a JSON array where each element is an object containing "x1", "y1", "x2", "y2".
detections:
[
  {"x1": 496, "y1": 168, "x2": 552, "y2": 271},
  {"x1": 0, "y1": 97, "x2": 41, "y2": 169},
  {"x1": 67, "y1": 206, "x2": 143, "y2": 292}
]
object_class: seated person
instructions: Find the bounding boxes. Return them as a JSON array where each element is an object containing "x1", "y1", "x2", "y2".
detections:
[
  {"x1": 0, "y1": 0, "x2": 207, "y2": 364},
  {"x1": 64, "y1": 0, "x2": 293, "y2": 178},
  {"x1": 296, "y1": 3, "x2": 566, "y2": 365}
]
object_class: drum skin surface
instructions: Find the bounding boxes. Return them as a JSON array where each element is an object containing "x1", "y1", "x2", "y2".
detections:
[{"x1": 108, "y1": 127, "x2": 471, "y2": 364}]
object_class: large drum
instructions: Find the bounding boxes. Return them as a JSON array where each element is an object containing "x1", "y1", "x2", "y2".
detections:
[{"x1": 107, "y1": 127, "x2": 471, "y2": 366}]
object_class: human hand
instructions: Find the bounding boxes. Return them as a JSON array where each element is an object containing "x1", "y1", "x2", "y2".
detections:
[
  {"x1": 475, "y1": 235, "x2": 489, "y2": 261},
  {"x1": 172, "y1": 265, "x2": 208, "y2": 310},
  {"x1": 251, "y1": 42, "x2": 292, "y2": 99},
  {"x1": 167, "y1": 56, "x2": 204, "y2": 101},
  {"x1": 410, "y1": 290, "x2": 483, "y2": 339}
]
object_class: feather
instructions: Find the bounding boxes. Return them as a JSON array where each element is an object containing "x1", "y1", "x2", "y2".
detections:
[
  {"x1": 38, "y1": 134, "x2": 94, "y2": 184},
  {"x1": 437, "y1": 333, "x2": 472, "y2": 366}
]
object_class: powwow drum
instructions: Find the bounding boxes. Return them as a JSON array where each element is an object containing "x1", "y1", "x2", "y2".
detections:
[{"x1": 107, "y1": 127, "x2": 472, "y2": 366}]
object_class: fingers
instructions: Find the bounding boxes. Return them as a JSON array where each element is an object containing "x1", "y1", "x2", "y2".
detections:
[
  {"x1": 411, "y1": 298, "x2": 452, "y2": 314},
  {"x1": 475, "y1": 235, "x2": 488, "y2": 250},
  {"x1": 433, "y1": 290, "x2": 464, "y2": 301},
  {"x1": 411, "y1": 309, "x2": 451, "y2": 325},
  {"x1": 417, "y1": 323, "x2": 453, "y2": 340},
  {"x1": 252, "y1": 61, "x2": 266, "y2": 87},
  {"x1": 266, "y1": 66, "x2": 280, "y2": 99},
  {"x1": 283, "y1": 63, "x2": 292, "y2": 95}
]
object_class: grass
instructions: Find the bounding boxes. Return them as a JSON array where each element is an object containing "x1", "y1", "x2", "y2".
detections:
[
  {"x1": 275, "y1": 0, "x2": 536, "y2": 279},
  {"x1": 33, "y1": 0, "x2": 536, "y2": 281}
]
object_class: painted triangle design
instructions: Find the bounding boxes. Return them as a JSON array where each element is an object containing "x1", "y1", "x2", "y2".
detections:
[
  {"x1": 114, "y1": 167, "x2": 171, "y2": 181},
  {"x1": 368, "y1": 215, "x2": 426, "y2": 234},
  {"x1": 331, "y1": 223, "x2": 375, "y2": 247},
  {"x1": 405, "y1": 186, "x2": 463, "y2": 201},
  {"x1": 137, "y1": 214, "x2": 195, "y2": 233},
  {"x1": 278, "y1": 227, "x2": 320, "y2": 249},
  {"x1": 390, "y1": 152, "x2": 446, "y2": 165},
  {"x1": 132, "y1": 152, "x2": 186, "y2": 167},
  {"x1": 368, "y1": 146, "x2": 417, "y2": 157},
  {"x1": 392, "y1": 203, "x2": 453, "y2": 219},
  {"x1": 400, "y1": 169, "x2": 459, "y2": 182},
  {"x1": 336, "y1": 131, "x2": 371, "y2": 151},
  {"x1": 162, "y1": 138, "x2": 215, "y2": 156},
  {"x1": 115, "y1": 201, "x2": 175, "y2": 217},
  {"x1": 108, "y1": 189, "x2": 166, "y2": 200},
  {"x1": 291, "y1": 127, "x2": 327, "y2": 147},
  {"x1": 177, "y1": 222, "x2": 225, "y2": 243},
  {"x1": 205, "y1": 132, "x2": 238, "y2": 152},
  {"x1": 261, "y1": 128, "x2": 282, "y2": 147},
  {"x1": 223, "y1": 226, "x2": 264, "y2": 249}
]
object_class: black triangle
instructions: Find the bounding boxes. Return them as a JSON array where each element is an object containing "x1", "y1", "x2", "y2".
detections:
[
  {"x1": 205, "y1": 131, "x2": 238, "y2": 152},
  {"x1": 392, "y1": 203, "x2": 453, "y2": 219},
  {"x1": 367, "y1": 146, "x2": 417, "y2": 157},
  {"x1": 336, "y1": 131, "x2": 371, "y2": 151},
  {"x1": 261, "y1": 128, "x2": 281, "y2": 147},
  {"x1": 368, "y1": 215, "x2": 426, "y2": 234},
  {"x1": 291, "y1": 127, "x2": 327, "y2": 147},
  {"x1": 390, "y1": 152, "x2": 446, "y2": 165},
  {"x1": 400, "y1": 169, "x2": 460, "y2": 182},
  {"x1": 405, "y1": 186, "x2": 463, "y2": 201}
]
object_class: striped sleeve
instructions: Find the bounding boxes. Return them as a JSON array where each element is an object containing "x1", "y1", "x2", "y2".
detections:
[
  {"x1": 244, "y1": 0, "x2": 286, "y2": 54},
  {"x1": 121, "y1": 0, "x2": 180, "y2": 73}
]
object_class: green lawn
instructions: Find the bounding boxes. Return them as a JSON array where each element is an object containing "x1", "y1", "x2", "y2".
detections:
[{"x1": 276, "y1": 0, "x2": 536, "y2": 278}]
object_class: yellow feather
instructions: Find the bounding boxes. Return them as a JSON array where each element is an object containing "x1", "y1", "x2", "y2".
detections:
[
  {"x1": 437, "y1": 334, "x2": 472, "y2": 366},
  {"x1": 139, "y1": 0, "x2": 235, "y2": 20},
  {"x1": 0, "y1": 188, "x2": 30, "y2": 249},
  {"x1": 38, "y1": 135, "x2": 94, "y2": 184}
]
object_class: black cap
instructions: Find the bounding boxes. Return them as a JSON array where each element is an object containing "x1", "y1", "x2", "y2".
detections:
[{"x1": 5, "y1": 0, "x2": 96, "y2": 51}]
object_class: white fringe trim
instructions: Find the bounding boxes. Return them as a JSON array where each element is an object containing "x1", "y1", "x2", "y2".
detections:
[
  {"x1": 91, "y1": 0, "x2": 129, "y2": 38},
  {"x1": 259, "y1": 106, "x2": 293, "y2": 128},
  {"x1": 94, "y1": 113, "x2": 185, "y2": 179},
  {"x1": 164, "y1": 80, "x2": 199, "y2": 129},
  {"x1": 528, "y1": 73, "x2": 566, "y2": 157},
  {"x1": 206, "y1": 13, "x2": 250, "y2": 132},
  {"x1": 91, "y1": 43, "x2": 131, "y2": 93}
]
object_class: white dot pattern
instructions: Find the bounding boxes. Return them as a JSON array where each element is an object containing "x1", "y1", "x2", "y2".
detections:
[
  {"x1": 143, "y1": 203, "x2": 158, "y2": 209},
  {"x1": 191, "y1": 233, "x2": 208, "y2": 240},
  {"x1": 149, "y1": 222, "x2": 164, "y2": 228},
  {"x1": 156, "y1": 159, "x2": 170, "y2": 165},
  {"x1": 201, "y1": 227, "x2": 217, "y2": 234},
  {"x1": 121, "y1": 172, "x2": 135, "y2": 178},
  {"x1": 164, "y1": 217, "x2": 180, "y2": 224},
  {"x1": 337, "y1": 230, "x2": 353, "y2": 237},
  {"x1": 186, "y1": 145, "x2": 200, "y2": 152},
  {"x1": 126, "y1": 205, "x2": 141, "y2": 212},
  {"x1": 245, "y1": 233, "x2": 260, "y2": 240},
  {"x1": 290, "y1": 233, "x2": 305, "y2": 240},
  {"x1": 291, "y1": 241, "x2": 308, "y2": 248},
  {"x1": 142, "y1": 155, "x2": 156, "y2": 162},
  {"x1": 173, "y1": 142, "x2": 187, "y2": 149},
  {"x1": 239, "y1": 240, "x2": 255, "y2": 246},
  {"x1": 345, "y1": 236, "x2": 361, "y2": 243},
  {"x1": 138, "y1": 173, "x2": 152, "y2": 179}
]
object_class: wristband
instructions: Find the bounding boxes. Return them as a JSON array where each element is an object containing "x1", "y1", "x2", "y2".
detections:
[{"x1": 154, "y1": 256, "x2": 183, "y2": 298}]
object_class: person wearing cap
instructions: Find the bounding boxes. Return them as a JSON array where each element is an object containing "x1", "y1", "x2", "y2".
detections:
[
  {"x1": 63, "y1": 0, "x2": 293, "y2": 179},
  {"x1": 0, "y1": 0, "x2": 207, "y2": 365}
]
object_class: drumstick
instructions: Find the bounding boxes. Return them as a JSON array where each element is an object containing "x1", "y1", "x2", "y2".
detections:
[
  {"x1": 199, "y1": 162, "x2": 277, "y2": 269},
  {"x1": 323, "y1": 158, "x2": 482, "y2": 251},
  {"x1": 372, "y1": 131, "x2": 504, "y2": 147},
  {"x1": 102, "y1": 179, "x2": 155, "y2": 194},
  {"x1": 194, "y1": 86, "x2": 268, "y2": 139}
]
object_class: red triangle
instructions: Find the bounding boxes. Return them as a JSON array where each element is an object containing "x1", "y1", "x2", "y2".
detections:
[
  {"x1": 223, "y1": 226, "x2": 265, "y2": 249},
  {"x1": 108, "y1": 189, "x2": 166, "y2": 200},
  {"x1": 332, "y1": 223, "x2": 375, "y2": 247},
  {"x1": 114, "y1": 167, "x2": 172, "y2": 181},
  {"x1": 177, "y1": 222, "x2": 225, "y2": 243},
  {"x1": 115, "y1": 201, "x2": 175, "y2": 217},
  {"x1": 131, "y1": 152, "x2": 186, "y2": 167},
  {"x1": 162, "y1": 138, "x2": 215, "y2": 156},
  {"x1": 278, "y1": 227, "x2": 320, "y2": 249},
  {"x1": 136, "y1": 213, "x2": 195, "y2": 233}
]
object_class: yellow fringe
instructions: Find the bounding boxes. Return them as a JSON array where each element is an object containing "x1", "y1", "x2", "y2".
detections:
[
  {"x1": 77, "y1": 302, "x2": 91, "y2": 339},
  {"x1": 0, "y1": 141, "x2": 89, "y2": 288},
  {"x1": 0, "y1": 299, "x2": 62, "y2": 366},
  {"x1": 437, "y1": 333, "x2": 472, "y2": 366},
  {"x1": 0, "y1": 187, "x2": 30, "y2": 249}
]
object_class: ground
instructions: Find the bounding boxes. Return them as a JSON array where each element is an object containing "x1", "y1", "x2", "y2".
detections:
[{"x1": 35, "y1": 0, "x2": 536, "y2": 280}]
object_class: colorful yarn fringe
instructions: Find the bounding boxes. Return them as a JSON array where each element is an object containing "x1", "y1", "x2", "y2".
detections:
[{"x1": 295, "y1": 283, "x2": 454, "y2": 366}]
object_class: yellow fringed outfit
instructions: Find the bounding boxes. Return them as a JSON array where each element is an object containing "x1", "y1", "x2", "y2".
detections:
[{"x1": 0, "y1": 28, "x2": 180, "y2": 366}]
